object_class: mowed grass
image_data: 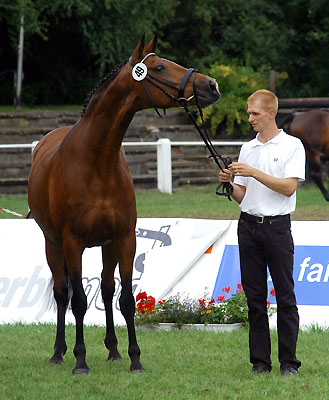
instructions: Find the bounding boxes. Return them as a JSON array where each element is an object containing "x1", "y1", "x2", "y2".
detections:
[
  {"x1": 1, "y1": 181, "x2": 328, "y2": 220},
  {"x1": 0, "y1": 185, "x2": 328, "y2": 399},
  {"x1": 0, "y1": 324, "x2": 328, "y2": 400}
]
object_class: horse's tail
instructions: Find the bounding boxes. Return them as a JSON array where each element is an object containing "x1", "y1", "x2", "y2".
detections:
[{"x1": 26, "y1": 211, "x2": 33, "y2": 219}]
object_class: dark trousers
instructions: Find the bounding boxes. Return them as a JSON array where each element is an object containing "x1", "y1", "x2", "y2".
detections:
[{"x1": 238, "y1": 213, "x2": 301, "y2": 370}]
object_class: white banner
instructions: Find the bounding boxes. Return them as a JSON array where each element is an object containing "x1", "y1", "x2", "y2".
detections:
[{"x1": 0, "y1": 219, "x2": 328, "y2": 328}]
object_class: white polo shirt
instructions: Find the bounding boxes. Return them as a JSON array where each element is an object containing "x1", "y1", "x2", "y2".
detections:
[{"x1": 234, "y1": 130, "x2": 305, "y2": 217}]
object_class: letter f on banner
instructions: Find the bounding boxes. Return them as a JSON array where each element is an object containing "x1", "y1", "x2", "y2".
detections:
[{"x1": 298, "y1": 257, "x2": 311, "y2": 281}]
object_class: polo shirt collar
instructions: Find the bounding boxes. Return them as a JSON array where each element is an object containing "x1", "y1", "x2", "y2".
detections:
[{"x1": 253, "y1": 129, "x2": 285, "y2": 147}]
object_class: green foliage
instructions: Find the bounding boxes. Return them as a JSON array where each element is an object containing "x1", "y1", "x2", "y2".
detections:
[
  {"x1": 1, "y1": 0, "x2": 329, "y2": 107},
  {"x1": 202, "y1": 63, "x2": 288, "y2": 136},
  {"x1": 202, "y1": 64, "x2": 268, "y2": 136}
]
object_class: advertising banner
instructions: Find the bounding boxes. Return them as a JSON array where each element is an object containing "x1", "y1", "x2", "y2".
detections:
[{"x1": 0, "y1": 219, "x2": 328, "y2": 327}]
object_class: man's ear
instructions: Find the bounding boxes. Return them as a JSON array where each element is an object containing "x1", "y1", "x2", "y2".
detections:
[{"x1": 268, "y1": 108, "x2": 276, "y2": 119}]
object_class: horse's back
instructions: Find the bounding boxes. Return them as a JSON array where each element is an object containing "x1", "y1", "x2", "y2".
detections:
[{"x1": 290, "y1": 110, "x2": 329, "y2": 153}]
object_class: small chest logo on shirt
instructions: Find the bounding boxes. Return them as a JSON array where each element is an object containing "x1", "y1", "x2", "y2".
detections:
[{"x1": 273, "y1": 158, "x2": 278, "y2": 162}]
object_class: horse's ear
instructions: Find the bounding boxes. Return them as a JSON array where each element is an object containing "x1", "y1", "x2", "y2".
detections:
[
  {"x1": 132, "y1": 33, "x2": 145, "y2": 62},
  {"x1": 145, "y1": 34, "x2": 158, "y2": 54}
]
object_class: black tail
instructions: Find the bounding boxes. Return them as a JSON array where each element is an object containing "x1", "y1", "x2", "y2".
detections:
[{"x1": 26, "y1": 210, "x2": 34, "y2": 219}]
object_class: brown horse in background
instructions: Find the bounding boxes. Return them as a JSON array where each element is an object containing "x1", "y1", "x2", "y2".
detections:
[
  {"x1": 282, "y1": 110, "x2": 329, "y2": 201},
  {"x1": 28, "y1": 34, "x2": 220, "y2": 374}
]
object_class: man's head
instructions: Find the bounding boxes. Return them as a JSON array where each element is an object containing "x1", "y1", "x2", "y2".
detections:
[
  {"x1": 248, "y1": 89, "x2": 278, "y2": 114},
  {"x1": 247, "y1": 90, "x2": 278, "y2": 133}
]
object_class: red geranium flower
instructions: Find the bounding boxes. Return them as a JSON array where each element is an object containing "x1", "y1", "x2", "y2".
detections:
[
  {"x1": 270, "y1": 288, "x2": 275, "y2": 296},
  {"x1": 199, "y1": 298, "x2": 206, "y2": 308},
  {"x1": 136, "y1": 291, "x2": 147, "y2": 301},
  {"x1": 222, "y1": 286, "x2": 231, "y2": 293},
  {"x1": 236, "y1": 283, "x2": 244, "y2": 293},
  {"x1": 217, "y1": 295, "x2": 225, "y2": 302},
  {"x1": 208, "y1": 298, "x2": 215, "y2": 307}
]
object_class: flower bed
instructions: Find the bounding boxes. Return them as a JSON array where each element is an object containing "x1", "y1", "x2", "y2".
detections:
[{"x1": 135, "y1": 284, "x2": 277, "y2": 329}]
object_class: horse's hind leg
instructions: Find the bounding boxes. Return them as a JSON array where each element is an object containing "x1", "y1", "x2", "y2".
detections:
[
  {"x1": 101, "y1": 243, "x2": 122, "y2": 362},
  {"x1": 308, "y1": 153, "x2": 329, "y2": 201},
  {"x1": 118, "y1": 233, "x2": 144, "y2": 372},
  {"x1": 45, "y1": 238, "x2": 68, "y2": 365}
]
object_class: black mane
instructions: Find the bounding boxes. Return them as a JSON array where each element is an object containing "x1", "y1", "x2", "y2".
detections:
[{"x1": 81, "y1": 59, "x2": 128, "y2": 117}]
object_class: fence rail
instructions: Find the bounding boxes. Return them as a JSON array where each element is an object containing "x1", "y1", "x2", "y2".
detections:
[{"x1": 0, "y1": 139, "x2": 245, "y2": 193}]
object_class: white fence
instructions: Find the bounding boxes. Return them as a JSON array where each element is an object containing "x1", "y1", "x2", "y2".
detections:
[{"x1": 0, "y1": 139, "x2": 245, "y2": 193}]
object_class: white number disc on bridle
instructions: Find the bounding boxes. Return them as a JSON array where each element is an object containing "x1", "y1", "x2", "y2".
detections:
[{"x1": 132, "y1": 63, "x2": 148, "y2": 81}]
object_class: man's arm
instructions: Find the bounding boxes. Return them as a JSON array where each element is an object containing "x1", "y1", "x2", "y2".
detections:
[{"x1": 229, "y1": 162, "x2": 298, "y2": 197}]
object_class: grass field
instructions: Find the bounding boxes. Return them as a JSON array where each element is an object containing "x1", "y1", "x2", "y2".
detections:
[
  {"x1": 0, "y1": 184, "x2": 328, "y2": 398},
  {"x1": 0, "y1": 324, "x2": 328, "y2": 400},
  {"x1": 0, "y1": 181, "x2": 328, "y2": 220}
]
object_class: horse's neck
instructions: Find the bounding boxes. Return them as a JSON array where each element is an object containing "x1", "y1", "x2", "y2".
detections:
[{"x1": 64, "y1": 71, "x2": 138, "y2": 171}]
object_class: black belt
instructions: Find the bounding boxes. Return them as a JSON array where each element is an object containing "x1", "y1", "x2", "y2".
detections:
[{"x1": 240, "y1": 212, "x2": 290, "y2": 224}]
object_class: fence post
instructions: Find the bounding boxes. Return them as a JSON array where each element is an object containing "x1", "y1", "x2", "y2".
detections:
[
  {"x1": 157, "y1": 138, "x2": 172, "y2": 194},
  {"x1": 31, "y1": 141, "x2": 39, "y2": 155}
]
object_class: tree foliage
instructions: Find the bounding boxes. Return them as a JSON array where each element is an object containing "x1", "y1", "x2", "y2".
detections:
[{"x1": 0, "y1": 0, "x2": 328, "y2": 114}]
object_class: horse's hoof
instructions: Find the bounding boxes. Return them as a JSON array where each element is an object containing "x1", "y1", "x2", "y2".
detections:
[
  {"x1": 48, "y1": 357, "x2": 63, "y2": 366},
  {"x1": 129, "y1": 363, "x2": 145, "y2": 373},
  {"x1": 72, "y1": 367, "x2": 91, "y2": 375},
  {"x1": 107, "y1": 354, "x2": 123, "y2": 362}
]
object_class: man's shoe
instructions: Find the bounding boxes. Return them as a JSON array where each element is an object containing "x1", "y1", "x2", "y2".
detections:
[
  {"x1": 281, "y1": 367, "x2": 298, "y2": 376},
  {"x1": 252, "y1": 365, "x2": 271, "y2": 374}
]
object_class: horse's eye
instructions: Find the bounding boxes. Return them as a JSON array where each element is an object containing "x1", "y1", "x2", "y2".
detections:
[{"x1": 153, "y1": 65, "x2": 165, "y2": 72}]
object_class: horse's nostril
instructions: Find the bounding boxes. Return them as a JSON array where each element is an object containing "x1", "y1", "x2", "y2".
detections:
[{"x1": 209, "y1": 79, "x2": 219, "y2": 95}]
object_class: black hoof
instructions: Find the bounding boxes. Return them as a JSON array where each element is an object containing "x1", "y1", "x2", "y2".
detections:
[
  {"x1": 107, "y1": 354, "x2": 123, "y2": 362},
  {"x1": 129, "y1": 363, "x2": 145, "y2": 373},
  {"x1": 48, "y1": 357, "x2": 63, "y2": 366},
  {"x1": 72, "y1": 367, "x2": 91, "y2": 375}
]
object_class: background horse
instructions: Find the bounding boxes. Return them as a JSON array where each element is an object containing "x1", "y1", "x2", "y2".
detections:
[
  {"x1": 282, "y1": 110, "x2": 329, "y2": 201},
  {"x1": 28, "y1": 34, "x2": 220, "y2": 374}
]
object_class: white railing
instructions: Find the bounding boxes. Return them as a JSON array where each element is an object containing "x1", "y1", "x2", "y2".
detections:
[{"x1": 0, "y1": 139, "x2": 245, "y2": 194}]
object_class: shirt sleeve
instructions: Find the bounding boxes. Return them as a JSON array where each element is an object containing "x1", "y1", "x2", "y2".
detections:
[{"x1": 284, "y1": 140, "x2": 306, "y2": 181}]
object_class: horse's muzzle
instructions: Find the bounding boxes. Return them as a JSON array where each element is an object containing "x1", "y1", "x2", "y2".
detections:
[{"x1": 197, "y1": 78, "x2": 221, "y2": 108}]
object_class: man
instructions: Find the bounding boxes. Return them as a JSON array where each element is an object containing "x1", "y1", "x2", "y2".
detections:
[{"x1": 219, "y1": 89, "x2": 305, "y2": 376}]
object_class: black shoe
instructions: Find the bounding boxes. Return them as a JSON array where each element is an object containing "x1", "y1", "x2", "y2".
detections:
[
  {"x1": 252, "y1": 365, "x2": 271, "y2": 374},
  {"x1": 281, "y1": 367, "x2": 298, "y2": 376}
]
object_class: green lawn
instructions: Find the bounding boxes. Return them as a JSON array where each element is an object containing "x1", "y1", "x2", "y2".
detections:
[
  {"x1": 0, "y1": 324, "x2": 328, "y2": 400},
  {"x1": 1, "y1": 181, "x2": 328, "y2": 220}
]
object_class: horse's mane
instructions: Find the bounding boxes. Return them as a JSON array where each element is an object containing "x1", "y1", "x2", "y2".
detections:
[{"x1": 81, "y1": 59, "x2": 128, "y2": 117}]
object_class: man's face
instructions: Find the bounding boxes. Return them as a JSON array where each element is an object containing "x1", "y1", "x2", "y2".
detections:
[{"x1": 247, "y1": 100, "x2": 271, "y2": 132}]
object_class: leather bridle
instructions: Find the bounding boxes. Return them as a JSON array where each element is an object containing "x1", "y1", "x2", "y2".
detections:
[{"x1": 129, "y1": 53, "x2": 233, "y2": 200}]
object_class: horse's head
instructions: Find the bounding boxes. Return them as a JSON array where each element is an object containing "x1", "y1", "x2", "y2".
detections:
[{"x1": 130, "y1": 34, "x2": 221, "y2": 111}]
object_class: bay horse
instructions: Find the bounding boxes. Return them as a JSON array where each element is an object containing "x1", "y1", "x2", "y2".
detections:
[
  {"x1": 28, "y1": 34, "x2": 220, "y2": 374},
  {"x1": 282, "y1": 110, "x2": 329, "y2": 201}
]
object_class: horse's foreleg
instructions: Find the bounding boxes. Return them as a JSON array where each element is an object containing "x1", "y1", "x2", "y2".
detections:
[
  {"x1": 63, "y1": 239, "x2": 90, "y2": 375},
  {"x1": 308, "y1": 153, "x2": 329, "y2": 201},
  {"x1": 101, "y1": 244, "x2": 122, "y2": 362},
  {"x1": 118, "y1": 234, "x2": 144, "y2": 372},
  {"x1": 45, "y1": 238, "x2": 68, "y2": 365}
]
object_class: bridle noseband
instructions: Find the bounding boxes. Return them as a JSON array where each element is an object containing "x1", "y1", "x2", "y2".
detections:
[{"x1": 129, "y1": 53, "x2": 233, "y2": 200}]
